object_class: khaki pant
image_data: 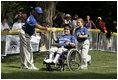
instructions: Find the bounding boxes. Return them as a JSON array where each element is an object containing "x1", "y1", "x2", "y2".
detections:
[
  {"x1": 78, "y1": 39, "x2": 91, "y2": 67},
  {"x1": 19, "y1": 29, "x2": 34, "y2": 67}
]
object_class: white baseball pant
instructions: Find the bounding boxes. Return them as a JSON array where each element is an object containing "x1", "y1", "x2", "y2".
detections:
[{"x1": 78, "y1": 39, "x2": 91, "y2": 68}]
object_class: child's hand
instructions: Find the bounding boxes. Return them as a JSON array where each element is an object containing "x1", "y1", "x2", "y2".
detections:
[
  {"x1": 65, "y1": 42, "x2": 70, "y2": 45},
  {"x1": 53, "y1": 27, "x2": 56, "y2": 32}
]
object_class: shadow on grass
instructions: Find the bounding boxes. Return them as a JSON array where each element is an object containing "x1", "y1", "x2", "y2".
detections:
[
  {"x1": 1, "y1": 71, "x2": 117, "y2": 79},
  {"x1": 6, "y1": 66, "x2": 21, "y2": 69}
]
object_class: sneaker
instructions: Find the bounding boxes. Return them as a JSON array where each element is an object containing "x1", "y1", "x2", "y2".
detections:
[
  {"x1": 81, "y1": 67, "x2": 88, "y2": 70},
  {"x1": 21, "y1": 66, "x2": 28, "y2": 69},
  {"x1": 44, "y1": 59, "x2": 53, "y2": 63},
  {"x1": 53, "y1": 60, "x2": 58, "y2": 64},
  {"x1": 78, "y1": 66, "x2": 88, "y2": 70},
  {"x1": 28, "y1": 66, "x2": 39, "y2": 70}
]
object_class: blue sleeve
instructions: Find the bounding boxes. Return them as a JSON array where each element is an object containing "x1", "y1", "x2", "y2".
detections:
[
  {"x1": 71, "y1": 36, "x2": 76, "y2": 44},
  {"x1": 26, "y1": 15, "x2": 38, "y2": 27},
  {"x1": 84, "y1": 28, "x2": 89, "y2": 36}
]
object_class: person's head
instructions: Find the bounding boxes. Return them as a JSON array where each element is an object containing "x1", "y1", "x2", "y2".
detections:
[
  {"x1": 65, "y1": 14, "x2": 71, "y2": 20},
  {"x1": 23, "y1": 13, "x2": 27, "y2": 20},
  {"x1": 17, "y1": 16, "x2": 23, "y2": 23},
  {"x1": 86, "y1": 15, "x2": 90, "y2": 21},
  {"x1": 18, "y1": 11, "x2": 23, "y2": 17},
  {"x1": 1, "y1": 16, "x2": 7, "y2": 24},
  {"x1": 97, "y1": 16, "x2": 102, "y2": 22},
  {"x1": 77, "y1": 18, "x2": 85, "y2": 28},
  {"x1": 73, "y1": 14, "x2": 78, "y2": 20},
  {"x1": 33, "y1": 7, "x2": 43, "y2": 19},
  {"x1": 5, "y1": 11, "x2": 10, "y2": 18},
  {"x1": 64, "y1": 24, "x2": 72, "y2": 35}
]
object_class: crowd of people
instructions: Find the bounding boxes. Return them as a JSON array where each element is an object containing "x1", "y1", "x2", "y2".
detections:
[
  {"x1": 1, "y1": 8, "x2": 28, "y2": 32},
  {"x1": 1, "y1": 9, "x2": 117, "y2": 33},
  {"x1": 52, "y1": 10, "x2": 117, "y2": 33}
]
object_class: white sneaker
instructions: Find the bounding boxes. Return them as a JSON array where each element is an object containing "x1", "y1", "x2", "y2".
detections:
[
  {"x1": 44, "y1": 59, "x2": 53, "y2": 63},
  {"x1": 78, "y1": 65, "x2": 88, "y2": 70},
  {"x1": 53, "y1": 60, "x2": 58, "y2": 64},
  {"x1": 28, "y1": 66, "x2": 39, "y2": 70}
]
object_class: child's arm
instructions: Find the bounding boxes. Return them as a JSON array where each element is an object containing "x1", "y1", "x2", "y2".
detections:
[
  {"x1": 65, "y1": 42, "x2": 75, "y2": 47},
  {"x1": 52, "y1": 27, "x2": 57, "y2": 42}
]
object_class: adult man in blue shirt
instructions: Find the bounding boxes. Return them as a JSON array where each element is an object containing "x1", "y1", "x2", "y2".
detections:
[
  {"x1": 44, "y1": 24, "x2": 76, "y2": 64},
  {"x1": 19, "y1": 7, "x2": 47, "y2": 70}
]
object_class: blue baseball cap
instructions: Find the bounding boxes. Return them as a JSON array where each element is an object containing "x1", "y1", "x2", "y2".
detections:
[{"x1": 34, "y1": 7, "x2": 43, "y2": 14}]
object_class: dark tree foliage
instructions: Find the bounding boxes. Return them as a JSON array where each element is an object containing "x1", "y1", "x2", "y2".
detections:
[
  {"x1": 56, "y1": 1, "x2": 117, "y2": 22},
  {"x1": 1, "y1": 1, "x2": 117, "y2": 27}
]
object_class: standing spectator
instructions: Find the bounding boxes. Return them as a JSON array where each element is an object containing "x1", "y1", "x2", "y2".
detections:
[
  {"x1": 19, "y1": 7, "x2": 47, "y2": 70},
  {"x1": 52, "y1": 10, "x2": 65, "y2": 28},
  {"x1": 72, "y1": 14, "x2": 78, "y2": 28},
  {"x1": 5, "y1": 11, "x2": 13, "y2": 29},
  {"x1": 112, "y1": 20, "x2": 117, "y2": 33},
  {"x1": 95, "y1": 17, "x2": 107, "y2": 33},
  {"x1": 1, "y1": 16, "x2": 10, "y2": 32},
  {"x1": 85, "y1": 15, "x2": 97, "y2": 29},
  {"x1": 85, "y1": 15, "x2": 97, "y2": 49},
  {"x1": 65, "y1": 14, "x2": 71, "y2": 24},
  {"x1": 75, "y1": 18, "x2": 91, "y2": 70},
  {"x1": 22, "y1": 13, "x2": 27, "y2": 23},
  {"x1": 52, "y1": 10, "x2": 60, "y2": 27},
  {"x1": 12, "y1": 16, "x2": 23, "y2": 30},
  {"x1": 14, "y1": 8, "x2": 24, "y2": 22},
  {"x1": 65, "y1": 14, "x2": 74, "y2": 34},
  {"x1": 1, "y1": 17, "x2": 11, "y2": 55}
]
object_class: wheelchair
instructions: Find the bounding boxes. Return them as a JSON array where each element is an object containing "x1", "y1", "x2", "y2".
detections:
[{"x1": 43, "y1": 48, "x2": 80, "y2": 71}]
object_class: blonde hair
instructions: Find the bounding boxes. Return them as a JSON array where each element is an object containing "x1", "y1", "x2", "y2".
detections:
[{"x1": 77, "y1": 18, "x2": 85, "y2": 25}]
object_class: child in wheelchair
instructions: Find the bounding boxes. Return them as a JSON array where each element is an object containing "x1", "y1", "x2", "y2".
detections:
[{"x1": 44, "y1": 24, "x2": 76, "y2": 64}]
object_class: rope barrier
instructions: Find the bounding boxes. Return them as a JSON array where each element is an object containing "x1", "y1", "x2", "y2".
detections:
[{"x1": 1, "y1": 28, "x2": 117, "y2": 36}]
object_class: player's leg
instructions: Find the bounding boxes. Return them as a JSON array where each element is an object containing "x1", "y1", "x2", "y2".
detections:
[
  {"x1": 19, "y1": 29, "x2": 28, "y2": 69},
  {"x1": 44, "y1": 47, "x2": 58, "y2": 63},
  {"x1": 53, "y1": 46, "x2": 67, "y2": 64},
  {"x1": 81, "y1": 40, "x2": 90, "y2": 69}
]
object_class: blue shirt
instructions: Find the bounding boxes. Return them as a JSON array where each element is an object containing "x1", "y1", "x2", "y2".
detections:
[
  {"x1": 56, "y1": 35, "x2": 76, "y2": 48},
  {"x1": 22, "y1": 15, "x2": 38, "y2": 36},
  {"x1": 75, "y1": 26, "x2": 89, "y2": 42}
]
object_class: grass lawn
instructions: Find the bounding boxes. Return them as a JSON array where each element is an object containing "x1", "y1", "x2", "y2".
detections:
[{"x1": 1, "y1": 50, "x2": 117, "y2": 79}]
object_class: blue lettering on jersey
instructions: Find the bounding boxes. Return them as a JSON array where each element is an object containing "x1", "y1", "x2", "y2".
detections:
[{"x1": 56, "y1": 35, "x2": 76, "y2": 48}]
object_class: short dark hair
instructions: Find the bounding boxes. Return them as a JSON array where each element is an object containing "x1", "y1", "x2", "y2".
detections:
[
  {"x1": 17, "y1": 16, "x2": 23, "y2": 21},
  {"x1": 64, "y1": 24, "x2": 73, "y2": 35},
  {"x1": 64, "y1": 24, "x2": 71, "y2": 29}
]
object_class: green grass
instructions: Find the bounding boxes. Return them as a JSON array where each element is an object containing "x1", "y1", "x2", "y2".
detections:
[{"x1": 1, "y1": 50, "x2": 117, "y2": 79}]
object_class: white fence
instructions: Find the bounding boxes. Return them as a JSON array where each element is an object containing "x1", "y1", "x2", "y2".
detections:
[
  {"x1": 44, "y1": 31, "x2": 117, "y2": 53},
  {"x1": 1, "y1": 29, "x2": 117, "y2": 56},
  {"x1": 1, "y1": 34, "x2": 40, "y2": 56}
]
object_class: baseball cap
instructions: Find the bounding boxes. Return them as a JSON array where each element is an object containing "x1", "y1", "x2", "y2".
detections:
[
  {"x1": 34, "y1": 7, "x2": 43, "y2": 14},
  {"x1": 65, "y1": 14, "x2": 71, "y2": 18}
]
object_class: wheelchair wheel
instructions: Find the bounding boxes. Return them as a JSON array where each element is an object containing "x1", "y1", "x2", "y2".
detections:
[{"x1": 67, "y1": 49, "x2": 80, "y2": 71}]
